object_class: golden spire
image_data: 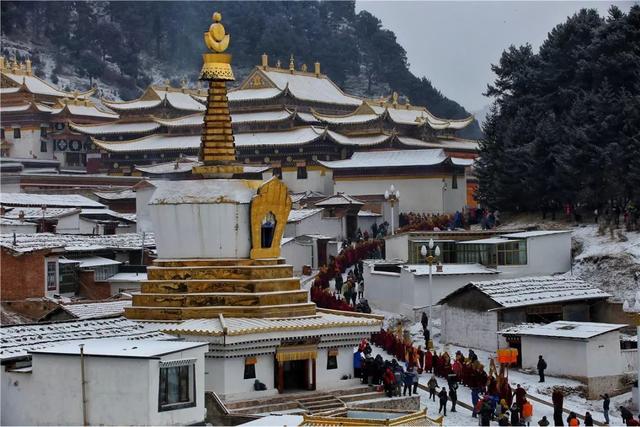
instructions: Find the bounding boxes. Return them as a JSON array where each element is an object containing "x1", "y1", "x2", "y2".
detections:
[
  {"x1": 0, "y1": 56, "x2": 5, "y2": 71},
  {"x1": 392, "y1": 91, "x2": 399, "y2": 106},
  {"x1": 289, "y1": 54, "x2": 295, "y2": 73},
  {"x1": 193, "y1": 11, "x2": 241, "y2": 177},
  {"x1": 314, "y1": 61, "x2": 321, "y2": 76},
  {"x1": 301, "y1": 63, "x2": 307, "y2": 72},
  {"x1": 204, "y1": 12, "x2": 230, "y2": 53},
  {"x1": 25, "y1": 58, "x2": 32, "y2": 75},
  {"x1": 276, "y1": 59, "x2": 281, "y2": 68},
  {"x1": 261, "y1": 53, "x2": 268, "y2": 69}
]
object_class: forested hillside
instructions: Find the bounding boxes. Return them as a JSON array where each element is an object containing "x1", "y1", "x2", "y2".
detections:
[
  {"x1": 0, "y1": 1, "x2": 481, "y2": 138},
  {"x1": 477, "y1": 5, "x2": 640, "y2": 214}
]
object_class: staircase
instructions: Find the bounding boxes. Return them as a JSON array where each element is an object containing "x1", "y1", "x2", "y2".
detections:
[{"x1": 297, "y1": 394, "x2": 345, "y2": 414}]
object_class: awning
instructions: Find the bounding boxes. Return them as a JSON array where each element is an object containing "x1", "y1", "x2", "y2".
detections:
[{"x1": 275, "y1": 344, "x2": 317, "y2": 362}]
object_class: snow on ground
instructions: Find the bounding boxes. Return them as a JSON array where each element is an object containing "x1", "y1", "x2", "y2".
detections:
[{"x1": 369, "y1": 309, "x2": 632, "y2": 426}]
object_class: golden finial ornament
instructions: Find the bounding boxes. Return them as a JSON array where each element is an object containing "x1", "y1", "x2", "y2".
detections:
[
  {"x1": 301, "y1": 63, "x2": 307, "y2": 72},
  {"x1": 276, "y1": 59, "x2": 281, "y2": 68},
  {"x1": 204, "y1": 12, "x2": 230, "y2": 53},
  {"x1": 25, "y1": 59, "x2": 32, "y2": 75},
  {"x1": 392, "y1": 91, "x2": 399, "y2": 106},
  {"x1": 289, "y1": 54, "x2": 295, "y2": 73}
]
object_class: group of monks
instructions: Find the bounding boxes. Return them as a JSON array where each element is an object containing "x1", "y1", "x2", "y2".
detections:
[{"x1": 371, "y1": 327, "x2": 516, "y2": 407}]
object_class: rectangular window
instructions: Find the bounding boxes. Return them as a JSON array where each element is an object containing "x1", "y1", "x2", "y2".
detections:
[
  {"x1": 40, "y1": 140, "x2": 47, "y2": 152},
  {"x1": 159, "y1": 364, "x2": 195, "y2": 411},
  {"x1": 13, "y1": 128, "x2": 21, "y2": 139},
  {"x1": 46, "y1": 261, "x2": 57, "y2": 291},
  {"x1": 40, "y1": 126, "x2": 48, "y2": 137},
  {"x1": 297, "y1": 166, "x2": 308, "y2": 179},
  {"x1": 496, "y1": 241, "x2": 527, "y2": 266},
  {"x1": 244, "y1": 357, "x2": 257, "y2": 379},
  {"x1": 452, "y1": 174, "x2": 458, "y2": 189},
  {"x1": 327, "y1": 349, "x2": 338, "y2": 370},
  {"x1": 1, "y1": 128, "x2": 5, "y2": 139}
]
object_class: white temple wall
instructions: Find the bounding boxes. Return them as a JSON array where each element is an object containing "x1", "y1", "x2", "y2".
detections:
[
  {"x1": 150, "y1": 203, "x2": 251, "y2": 259},
  {"x1": 316, "y1": 347, "x2": 356, "y2": 390},
  {"x1": 279, "y1": 168, "x2": 333, "y2": 194},
  {"x1": 285, "y1": 213, "x2": 342, "y2": 240},
  {"x1": 135, "y1": 184, "x2": 157, "y2": 233},
  {"x1": 281, "y1": 239, "x2": 313, "y2": 273},
  {"x1": 205, "y1": 354, "x2": 275, "y2": 396},
  {"x1": 440, "y1": 305, "x2": 499, "y2": 352},
  {"x1": 6, "y1": 128, "x2": 53, "y2": 160},
  {"x1": 333, "y1": 177, "x2": 461, "y2": 214}
]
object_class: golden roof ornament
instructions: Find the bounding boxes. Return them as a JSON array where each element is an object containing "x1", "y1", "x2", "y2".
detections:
[
  {"x1": 205, "y1": 12, "x2": 230, "y2": 53},
  {"x1": 276, "y1": 59, "x2": 281, "y2": 68},
  {"x1": 199, "y1": 12, "x2": 234, "y2": 81},
  {"x1": 289, "y1": 54, "x2": 295, "y2": 73},
  {"x1": 392, "y1": 91, "x2": 399, "y2": 106},
  {"x1": 301, "y1": 63, "x2": 307, "y2": 72}
]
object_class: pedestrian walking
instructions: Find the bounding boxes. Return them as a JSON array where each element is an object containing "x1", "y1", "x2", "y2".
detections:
[
  {"x1": 537, "y1": 355, "x2": 547, "y2": 383},
  {"x1": 438, "y1": 387, "x2": 448, "y2": 416},
  {"x1": 523, "y1": 399, "x2": 533, "y2": 426},
  {"x1": 552, "y1": 387, "x2": 564, "y2": 426},
  {"x1": 427, "y1": 375, "x2": 439, "y2": 401},
  {"x1": 601, "y1": 394, "x2": 610, "y2": 425},
  {"x1": 402, "y1": 366, "x2": 415, "y2": 396},
  {"x1": 449, "y1": 382, "x2": 458, "y2": 412},
  {"x1": 357, "y1": 279, "x2": 364, "y2": 300}
]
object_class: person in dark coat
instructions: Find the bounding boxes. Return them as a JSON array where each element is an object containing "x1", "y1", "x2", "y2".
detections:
[
  {"x1": 438, "y1": 387, "x2": 448, "y2": 416},
  {"x1": 513, "y1": 384, "x2": 526, "y2": 408},
  {"x1": 538, "y1": 416, "x2": 550, "y2": 426},
  {"x1": 510, "y1": 404, "x2": 521, "y2": 426},
  {"x1": 552, "y1": 388, "x2": 564, "y2": 426},
  {"x1": 421, "y1": 312, "x2": 429, "y2": 331},
  {"x1": 449, "y1": 382, "x2": 458, "y2": 412},
  {"x1": 537, "y1": 355, "x2": 547, "y2": 383},
  {"x1": 584, "y1": 412, "x2": 593, "y2": 426},
  {"x1": 480, "y1": 399, "x2": 493, "y2": 426},
  {"x1": 601, "y1": 394, "x2": 610, "y2": 425}
]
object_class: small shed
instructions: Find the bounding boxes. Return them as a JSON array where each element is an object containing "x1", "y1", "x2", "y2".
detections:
[
  {"x1": 438, "y1": 276, "x2": 612, "y2": 352},
  {"x1": 499, "y1": 321, "x2": 627, "y2": 398}
]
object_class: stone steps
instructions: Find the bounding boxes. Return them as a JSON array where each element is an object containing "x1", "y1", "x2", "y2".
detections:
[
  {"x1": 141, "y1": 278, "x2": 301, "y2": 294},
  {"x1": 123, "y1": 302, "x2": 317, "y2": 320},
  {"x1": 298, "y1": 395, "x2": 344, "y2": 414},
  {"x1": 132, "y1": 290, "x2": 309, "y2": 307},
  {"x1": 153, "y1": 258, "x2": 286, "y2": 267},
  {"x1": 147, "y1": 264, "x2": 294, "y2": 281}
]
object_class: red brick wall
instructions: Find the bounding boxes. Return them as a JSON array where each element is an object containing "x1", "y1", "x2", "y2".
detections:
[
  {"x1": 1, "y1": 250, "x2": 46, "y2": 300},
  {"x1": 77, "y1": 270, "x2": 111, "y2": 300}
]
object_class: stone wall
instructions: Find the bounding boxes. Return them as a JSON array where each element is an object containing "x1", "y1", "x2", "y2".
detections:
[
  {"x1": 350, "y1": 395, "x2": 420, "y2": 412},
  {"x1": 441, "y1": 305, "x2": 500, "y2": 352}
]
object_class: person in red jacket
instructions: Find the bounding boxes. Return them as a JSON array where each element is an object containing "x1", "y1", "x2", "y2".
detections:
[{"x1": 383, "y1": 367, "x2": 396, "y2": 398}]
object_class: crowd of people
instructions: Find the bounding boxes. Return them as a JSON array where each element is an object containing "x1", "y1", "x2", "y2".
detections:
[{"x1": 363, "y1": 325, "x2": 638, "y2": 426}]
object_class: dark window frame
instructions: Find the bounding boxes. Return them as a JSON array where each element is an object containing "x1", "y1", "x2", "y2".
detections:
[
  {"x1": 13, "y1": 128, "x2": 21, "y2": 139},
  {"x1": 297, "y1": 166, "x2": 308, "y2": 179},
  {"x1": 40, "y1": 140, "x2": 47, "y2": 152},
  {"x1": 158, "y1": 364, "x2": 197, "y2": 412},
  {"x1": 452, "y1": 174, "x2": 458, "y2": 189},
  {"x1": 243, "y1": 360, "x2": 256, "y2": 379},
  {"x1": 327, "y1": 352, "x2": 338, "y2": 370}
]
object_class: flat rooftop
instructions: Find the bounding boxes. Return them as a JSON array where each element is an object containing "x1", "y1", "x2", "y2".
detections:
[{"x1": 30, "y1": 338, "x2": 207, "y2": 359}]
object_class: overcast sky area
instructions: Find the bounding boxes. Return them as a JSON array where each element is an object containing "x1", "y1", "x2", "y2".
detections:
[{"x1": 355, "y1": 1, "x2": 636, "y2": 112}]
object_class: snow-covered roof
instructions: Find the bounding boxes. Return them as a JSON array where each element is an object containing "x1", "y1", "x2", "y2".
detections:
[
  {"x1": 0, "y1": 193, "x2": 105, "y2": 208},
  {"x1": 51, "y1": 103, "x2": 119, "y2": 119},
  {"x1": 440, "y1": 276, "x2": 611, "y2": 309},
  {"x1": 61, "y1": 299, "x2": 132, "y2": 320},
  {"x1": 288, "y1": 208, "x2": 323, "y2": 223},
  {"x1": 499, "y1": 321, "x2": 626, "y2": 340},
  {"x1": 2, "y1": 207, "x2": 80, "y2": 219},
  {"x1": 358, "y1": 210, "x2": 382, "y2": 217},
  {"x1": 227, "y1": 87, "x2": 282, "y2": 102},
  {"x1": 295, "y1": 111, "x2": 318, "y2": 123},
  {"x1": 108, "y1": 272, "x2": 147, "y2": 282},
  {"x1": 155, "y1": 90, "x2": 205, "y2": 111},
  {"x1": 451, "y1": 157, "x2": 475, "y2": 167},
  {"x1": 2, "y1": 72, "x2": 94, "y2": 98},
  {"x1": 93, "y1": 189, "x2": 136, "y2": 200},
  {"x1": 290, "y1": 191, "x2": 326, "y2": 203},
  {"x1": 325, "y1": 129, "x2": 391, "y2": 146},
  {"x1": 262, "y1": 69, "x2": 362, "y2": 106},
  {"x1": 501, "y1": 230, "x2": 572, "y2": 239},
  {"x1": 67, "y1": 256, "x2": 121, "y2": 268},
  {"x1": 70, "y1": 121, "x2": 160, "y2": 136},
  {"x1": 281, "y1": 236, "x2": 295, "y2": 246},
  {"x1": 314, "y1": 112, "x2": 380, "y2": 124},
  {"x1": 154, "y1": 114, "x2": 204, "y2": 127},
  {"x1": 234, "y1": 109, "x2": 294, "y2": 124},
  {"x1": 0, "y1": 218, "x2": 36, "y2": 227},
  {"x1": 0, "y1": 317, "x2": 168, "y2": 361},
  {"x1": 397, "y1": 137, "x2": 480, "y2": 152},
  {"x1": 235, "y1": 127, "x2": 322, "y2": 148},
  {"x1": 319, "y1": 149, "x2": 448, "y2": 169},
  {"x1": 148, "y1": 179, "x2": 260, "y2": 205},
  {"x1": 315, "y1": 193, "x2": 364, "y2": 206},
  {"x1": 457, "y1": 237, "x2": 516, "y2": 245},
  {"x1": 93, "y1": 134, "x2": 200, "y2": 153},
  {"x1": 102, "y1": 99, "x2": 161, "y2": 111},
  {"x1": 405, "y1": 263, "x2": 499, "y2": 276},
  {"x1": 80, "y1": 208, "x2": 136, "y2": 223},
  {"x1": 1, "y1": 232, "x2": 155, "y2": 254},
  {"x1": 160, "y1": 310, "x2": 381, "y2": 337},
  {"x1": 30, "y1": 338, "x2": 206, "y2": 359},
  {"x1": 136, "y1": 158, "x2": 200, "y2": 174}
]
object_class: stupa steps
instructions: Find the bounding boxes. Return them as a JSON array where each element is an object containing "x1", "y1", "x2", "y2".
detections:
[
  {"x1": 147, "y1": 264, "x2": 294, "y2": 281},
  {"x1": 141, "y1": 278, "x2": 301, "y2": 294},
  {"x1": 132, "y1": 290, "x2": 309, "y2": 307},
  {"x1": 124, "y1": 302, "x2": 317, "y2": 320},
  {"x1": 153, "y1": 258, "x2": 287, "y2": 267}
]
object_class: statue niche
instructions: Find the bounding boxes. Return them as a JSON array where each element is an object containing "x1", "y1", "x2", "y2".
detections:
[{"x1": 249, "y1": 177, "x2": 292, "y2": 259}]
